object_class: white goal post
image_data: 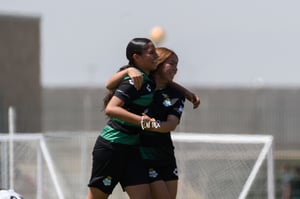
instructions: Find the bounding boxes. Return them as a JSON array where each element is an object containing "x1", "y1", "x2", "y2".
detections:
[
  {"x1": 172, "y1": 132, "x2": 274, "y2": 199},
  {"x1": 0, "y1": 132, "x2": 274, "y2": 199},
  {"x1": 0, "y1": 133, "x2": 64, "y2": 199}
]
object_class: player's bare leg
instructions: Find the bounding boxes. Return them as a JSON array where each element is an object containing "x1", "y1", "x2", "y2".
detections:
[
  {"x1": 125, "y1": 184, "x2": 152, "y2": 199},
  {"x1": 85, "y1": 187, "x2": 108, "y2": 199},
  {"x1": 149, "y1": 180, "x2": 172, "y2": 199}
]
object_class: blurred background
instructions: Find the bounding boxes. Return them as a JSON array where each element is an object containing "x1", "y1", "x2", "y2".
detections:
[{"x1": 1, "y1": 0, "x2": 300, "y2": 198}]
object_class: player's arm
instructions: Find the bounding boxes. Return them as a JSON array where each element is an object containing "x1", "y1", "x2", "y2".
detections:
[
  {"x1": 105, "y1": 96, "x2": 155, "y2": 126},
  {"x1": 170, "y1": 81, "x2": 200, "y2": 109},
  {"x1": 106, "y1": 67, "x2": 143, "y2": 91}
]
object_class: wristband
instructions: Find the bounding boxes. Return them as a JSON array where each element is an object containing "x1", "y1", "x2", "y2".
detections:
[
  {"x1": 141, "y1": 115, "x2": 145, "y2": 130},
  {"x1": 141, "y1": 117, "x2": 160, "y2": 130},
  {"x1": 152, "y1": 120, "x2": 160, "y2": 128}
]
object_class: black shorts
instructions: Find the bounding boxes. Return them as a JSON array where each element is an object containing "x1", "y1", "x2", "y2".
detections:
[
  {"x1": 88, "y1": 136, "x2": 148, "y2": 194},
  {"x1": 144, "y1": 159, "x2": 178, "y2": 183}
]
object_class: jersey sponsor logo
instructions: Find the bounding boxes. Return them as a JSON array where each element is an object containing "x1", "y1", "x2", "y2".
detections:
[
  {"x1": 103, "y1": 176, "x2": 112, "y2": 186},
  {"x1": 176, "y1": 105, "x2": 184, "y2": 113},
  {"x1": 129, "y1": 79, "x2": 134, "y2": 85},
  {"x1": 148, "y1": 168, "x2": 158, "y2": 178},
  {"x1": 146, "y1": 84, "x2": 152, "y2": 92},
  {"x1": 116, "y1": 89, "x2": 130, "y2": 98}
]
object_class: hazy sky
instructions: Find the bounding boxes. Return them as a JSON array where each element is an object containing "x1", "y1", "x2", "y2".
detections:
[{"x1": 1, "y1": 0, "x2": 300, "y2": 87}]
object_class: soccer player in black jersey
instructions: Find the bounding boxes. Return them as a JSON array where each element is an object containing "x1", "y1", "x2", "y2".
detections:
[
  {"x1": 86, "y1": 38, "x2": 159, "y2": 199},
  {"x1": 106, "y1": 47, "x2": 200, "y2": 199}
]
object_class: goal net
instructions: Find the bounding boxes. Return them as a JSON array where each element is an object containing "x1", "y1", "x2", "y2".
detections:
[
  {"x1": 0, "y1": 132, "x2": 274, "y2": 199},
  {"x1": 0, "y1": 133, "x2": 64, "y2": 199},
  {"x1": 172, "y1": 133, "x2": 274, "y2": 199}
]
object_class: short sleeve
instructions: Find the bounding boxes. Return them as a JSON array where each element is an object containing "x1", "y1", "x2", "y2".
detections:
[
  {"x1": 114, "y1": 76, "x2": 138, "y2": 103},
  {"x1": 169, "y1": 97, "x2": 185, "y2": 119}
]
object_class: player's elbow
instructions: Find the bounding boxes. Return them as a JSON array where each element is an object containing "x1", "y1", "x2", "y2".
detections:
[
  {"x1": 163, "y1": 123, "x2": 177, "y2": 132},
  {"x1": 169, "y1": 125, "x2": 177, "y2": 132},
  {"x1": 168, "y1": 119, "x2": 179, "y2": 132},
  {"x1": 104, "y1": 106, "x2": 114, "y2": 117},
  {"x1": 105, "y1": 82, "x2": 114, "y2": 90}
]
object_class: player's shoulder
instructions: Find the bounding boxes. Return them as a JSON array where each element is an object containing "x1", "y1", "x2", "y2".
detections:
[{"x1": 166, "y1": 85, "x2": 185, "y2": 99}]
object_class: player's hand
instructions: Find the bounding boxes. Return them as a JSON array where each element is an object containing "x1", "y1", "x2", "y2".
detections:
[
  {"x1": 141, "y1": 113, "x2": 159, "y2": 130},
  {"x1": 141, "y1": 113, "x2": 155, "y2": 123},
  {"x1": 127, "y1": 67, "x2": 143, "y2": 90},
  {"x1": 186, "y1": 92, "x2": 200, "y2": 109}
]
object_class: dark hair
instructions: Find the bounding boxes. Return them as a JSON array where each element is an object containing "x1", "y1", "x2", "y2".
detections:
[
  {"x1": 102, "y1": 38, "x2": 152, "y2": 111},
  {"x1": 126, "y1": 38, "x2": 152, "y2": 65}
]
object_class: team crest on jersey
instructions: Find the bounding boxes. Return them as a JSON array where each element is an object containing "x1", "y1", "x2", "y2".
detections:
[
  {"x1": 163, "y1": 97, "x2": 172, "y2": 107},
  {"x1": 162, "y1": 94, "x2": 179, "y2": 107},
  {"x1": 103, "y1": 176, "x2": 112, "y2": 186},
  {"x1": 148, "y1": 168, "x2": 158, "y2": 178}
]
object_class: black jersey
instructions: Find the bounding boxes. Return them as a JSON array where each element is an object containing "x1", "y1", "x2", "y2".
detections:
[
  {"x1": 140, "y1": 85, "x2": 185, "y2": 160},
  {"x1": 101, "y1": 67, "x2": 155, "y2": 145}
]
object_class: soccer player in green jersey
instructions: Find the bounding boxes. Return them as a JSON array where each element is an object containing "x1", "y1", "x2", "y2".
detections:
[
  {"x1": 106, "y1": 47, "x2": 200, "y2": 199},
  {"x1": 86, "y1": 38, "x2": 158, "y2": 199}
]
